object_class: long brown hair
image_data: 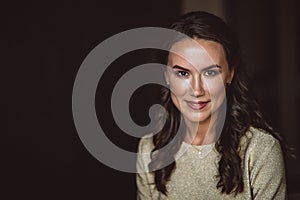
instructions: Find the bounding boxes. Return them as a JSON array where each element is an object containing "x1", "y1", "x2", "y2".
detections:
[{"x1": 148, "y1": 11, "x2": 289, "y2": 196}]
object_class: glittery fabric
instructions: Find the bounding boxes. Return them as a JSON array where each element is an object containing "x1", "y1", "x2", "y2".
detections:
[{"x1": 136, "y1": 127, "x2": 286, "y2": 200}]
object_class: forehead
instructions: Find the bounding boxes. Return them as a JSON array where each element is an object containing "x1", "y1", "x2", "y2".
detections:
[{"x1": 168, "y1": 39, "x2": 228, "y2": 70}]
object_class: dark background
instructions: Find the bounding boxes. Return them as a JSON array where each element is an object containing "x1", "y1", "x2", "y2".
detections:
[{"x1": 5, "y1": 0, "x2": 300, "y2": 199}]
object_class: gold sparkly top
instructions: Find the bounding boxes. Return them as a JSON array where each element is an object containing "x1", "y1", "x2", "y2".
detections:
[{"x1": 136, "y1": 127, "x2": 286, "y2": 200}]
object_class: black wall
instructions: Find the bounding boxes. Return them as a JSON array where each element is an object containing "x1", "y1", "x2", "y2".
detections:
[
  {"x1": 5, "y1": 0, "x2": 300, "y2": 199},
  {"x1": 4, "y1": 1, "x2": 180, "y2": 199}
]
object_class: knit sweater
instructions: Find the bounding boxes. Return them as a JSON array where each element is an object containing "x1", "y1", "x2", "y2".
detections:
[{"x1": 136, "y1": 127, "x2": 286, "y2": 199}]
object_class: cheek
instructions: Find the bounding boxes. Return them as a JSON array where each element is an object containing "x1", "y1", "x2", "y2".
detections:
[
  {"x1": 203, "y1": 78, "x2": 226, "y2": 99},
  {"x1": 169, "y1": 78, "x2": 190, "y2": 97}
]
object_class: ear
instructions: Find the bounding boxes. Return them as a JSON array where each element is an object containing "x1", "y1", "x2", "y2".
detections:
[
  {"x1": 164, "y1": 70, "x2": 170, "y2": 85},
  {"x1": 227, "y1": 69, "x2": 234, "y2": 84}
]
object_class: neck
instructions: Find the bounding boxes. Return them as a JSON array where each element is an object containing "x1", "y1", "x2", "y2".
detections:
[{"x1": 183, "y1": 115, "x2": 217, "y2": 145}]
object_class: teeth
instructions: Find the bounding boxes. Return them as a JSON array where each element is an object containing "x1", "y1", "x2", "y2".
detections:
[
  {"x1": 187, "y1": 101, "x2": 208, "y2": 110},
  {"x1": 191, "y1": 102, "x2": 205, "y2": 106},
  {"x1": 191, "y1": 103, "x2": 201, "y2": 107}
]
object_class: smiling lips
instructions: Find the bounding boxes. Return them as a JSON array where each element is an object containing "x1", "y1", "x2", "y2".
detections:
[{"x1": 186, "y1": 100, "x2": 210, "y2": 110}]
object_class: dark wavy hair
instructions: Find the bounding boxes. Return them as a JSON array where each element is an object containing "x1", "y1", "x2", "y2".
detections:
[{"x1": 148, "y1": 11, "x2": 290, "y2": 196}]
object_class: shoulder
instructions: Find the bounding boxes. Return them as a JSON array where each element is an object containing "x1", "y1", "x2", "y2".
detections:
[
  {"x1": 240, "y1": 127, "x2": 284, "y2": 167},
  {"x1": 137, "y1": 133, "x2": 155, "y2": 154},
  {"x1": 241, "y1": 127, "x2": 279, "y2": 147},
  {"x1": 136, "y1": 134, "x2": 155, "y2": 173},
  {"x1": 240, "y1": 128, "x2": 286, "y2": 198},
  {"x1": 240, "y1": 127, "x2": 280, "y2": 151}
]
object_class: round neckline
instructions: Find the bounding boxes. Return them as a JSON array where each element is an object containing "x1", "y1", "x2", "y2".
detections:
[{"x1": 182, "y1": 141, "x2": 216, "y2": 148}]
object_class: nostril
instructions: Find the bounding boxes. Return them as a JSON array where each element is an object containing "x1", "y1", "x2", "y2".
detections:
[
  {"x1": 190, "y1": 77, "x2": 205, "y2": 97},
  {"x1": 192, "y1": 87, "x2": 204, "y2": 97}
]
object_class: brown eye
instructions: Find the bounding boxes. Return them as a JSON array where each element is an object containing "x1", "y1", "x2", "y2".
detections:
[{"x1": 176, "y1": 71, "x2": 189, "y2": 77}]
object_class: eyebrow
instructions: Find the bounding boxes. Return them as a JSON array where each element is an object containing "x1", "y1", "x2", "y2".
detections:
[{"x1": 172, "y1": 64, "x2": 221, "y2": 72}]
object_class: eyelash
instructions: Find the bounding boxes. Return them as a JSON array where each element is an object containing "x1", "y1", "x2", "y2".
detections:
[
  {"x1": 203, "y1": 70, "x2": 218, "y2": 77},
  {"x1": 176, "y1": 71, "x2": 189, "y2": 77},
  {"x1": 175, "y1": 69, "x2": 219, "y2": 78}
]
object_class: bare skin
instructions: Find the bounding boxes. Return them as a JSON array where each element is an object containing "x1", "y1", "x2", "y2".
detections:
[{"x1": 165, "y1": 38, "x2": 234, "y2": 145}]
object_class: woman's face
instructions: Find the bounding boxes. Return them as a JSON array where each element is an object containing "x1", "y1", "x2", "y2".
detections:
[{"x1": 165, "y1": 39, "x2": 233, "y2": 125}]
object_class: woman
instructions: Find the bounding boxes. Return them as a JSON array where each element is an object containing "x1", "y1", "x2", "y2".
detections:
[{"x1": 136, "y1": 11, "x2": 287, "y2": 199}]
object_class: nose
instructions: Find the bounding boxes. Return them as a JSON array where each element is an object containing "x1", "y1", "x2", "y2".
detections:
[{"x1": 191, "y1": 76, "x2": 204, "y2": 97}]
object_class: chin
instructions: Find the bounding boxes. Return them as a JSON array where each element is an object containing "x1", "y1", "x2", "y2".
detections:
[{"x1": 183, "y1": 113, "x2": 211, "y2": 124}]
